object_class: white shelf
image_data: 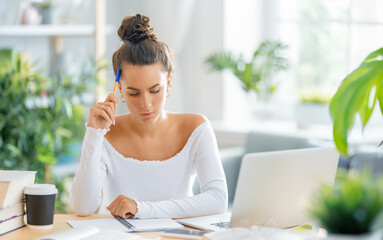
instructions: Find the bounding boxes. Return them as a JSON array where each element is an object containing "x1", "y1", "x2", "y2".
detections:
[{"x1": 0, "y1": 24, "x2": 113, "y2": 37}]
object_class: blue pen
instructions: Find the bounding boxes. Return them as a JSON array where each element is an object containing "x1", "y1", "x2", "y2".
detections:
[{"x1": 113, "y1": 69, "x2": 121, "y2": 96}]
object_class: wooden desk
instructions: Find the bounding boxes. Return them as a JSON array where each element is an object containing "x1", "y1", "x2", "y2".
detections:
[{"x1": 2, "y1": 214, "x2": 194, "y2": 240}]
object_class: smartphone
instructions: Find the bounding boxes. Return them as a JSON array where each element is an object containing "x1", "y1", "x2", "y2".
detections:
[{"x1": 161, "y1": 229, "x2": 208, "y2": 239}]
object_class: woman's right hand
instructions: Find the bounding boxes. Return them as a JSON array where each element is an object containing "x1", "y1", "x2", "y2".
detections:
[{"x1": 87, "y1": 93, "x2": 119, "y2": 129}]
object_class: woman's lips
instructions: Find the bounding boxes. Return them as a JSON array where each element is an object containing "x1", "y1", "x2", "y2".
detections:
[{"x1": 141, "y1": 112, "x2": 153, "y2": 118}]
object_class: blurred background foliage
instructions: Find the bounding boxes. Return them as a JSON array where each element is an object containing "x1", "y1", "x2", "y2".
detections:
[
  {"x1": 205, "y1": 40, "x2": 289, "y2": 102},
  {"x1": 0, "y1": 49, "x2": 103, "y2": 212}
]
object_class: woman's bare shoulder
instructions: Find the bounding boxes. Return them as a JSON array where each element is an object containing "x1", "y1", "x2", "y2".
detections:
[{"x1": 168, "y1": 112, "x2": 208, "y2": 131}]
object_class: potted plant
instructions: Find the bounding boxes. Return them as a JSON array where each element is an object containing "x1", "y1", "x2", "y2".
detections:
[
  {"x1": 33, "y1": 0, "x2": 55, "y2": 24},
  {"x1": 0, "y1": 49, "x2": 101, "y2": 212},
  {"x1": 310, "y1": 170, "x2": 383, "y2": 239},
  {"x1": 204, "y1": 40, "x2": 289, "y2": 117},
  {"x1": 329, "y1": 47, "x2": 383, "y2": 156}
]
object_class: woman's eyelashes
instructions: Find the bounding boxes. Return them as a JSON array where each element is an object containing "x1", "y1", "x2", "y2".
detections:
[
  {"x1": 150, "y1": 88, "x2": 160, "y2": 94},
  {"x1": 127, "y1": 88, "x2": 161, "y2": 96}
]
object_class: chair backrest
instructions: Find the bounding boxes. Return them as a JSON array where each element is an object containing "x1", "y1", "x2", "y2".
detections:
[
  {"x1": 245, "y1": 131, "x2": 315, "y2": 153},
  {"x1": 349, "y1": 151, "x2": 383, "y2": 176},
  {"x1": 192, "y1": 146, "x2": 245, "y2": 205}
]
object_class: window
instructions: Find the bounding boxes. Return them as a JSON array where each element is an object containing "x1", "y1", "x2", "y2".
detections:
[
  {"x1": 222, "y1": 0, "x2": 383, "y2": 125},
  {"x1": 278, "y1": 0, "x2": 383, "y2": 101}
]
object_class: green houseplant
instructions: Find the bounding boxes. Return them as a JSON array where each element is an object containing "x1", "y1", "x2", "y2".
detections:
[
  {"x1": 310, "y1": 170, "x2": 383, "y2": 239},
  {"x1": 0, "y1": 51, "x2": 45, "y2": 175},
  {"x1": 0, "y1": 50, "x2": 101, "y2": 212},
  {"x1": 329, "y1": 47, "x2": 383, "y2": 156},
  {"x1": 205, "y1": 40, "x2": 289, "y2": 102}
]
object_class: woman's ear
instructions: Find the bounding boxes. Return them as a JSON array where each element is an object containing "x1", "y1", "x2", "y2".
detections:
[{"x1": 167, "y1": 73, "x2": 173, "y2": 88}]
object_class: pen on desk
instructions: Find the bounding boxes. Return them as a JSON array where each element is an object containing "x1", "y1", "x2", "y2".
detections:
[
  {"x1": 115, "y1": 216, "x2": 135, "y2": 230},
  {"x1": 113, "y1": 69, "x2": 121, "y2": 96}
]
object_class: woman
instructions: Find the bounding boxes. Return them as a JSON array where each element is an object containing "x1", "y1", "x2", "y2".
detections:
[{"x1": 70, "y1": 14, "x2": 228, "y2": 219}]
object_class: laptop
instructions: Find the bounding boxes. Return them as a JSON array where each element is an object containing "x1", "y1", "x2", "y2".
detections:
[{"x1": 178, "y1": 147, "x2": 339, "y2": 231}]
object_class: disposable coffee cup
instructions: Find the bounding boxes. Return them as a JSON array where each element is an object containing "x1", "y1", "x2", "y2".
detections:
[{"x1": 24, "y1": 184, "x2": 58, "y2": 230}]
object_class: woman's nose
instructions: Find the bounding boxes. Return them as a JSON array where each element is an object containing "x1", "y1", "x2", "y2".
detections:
[{"x1": 140, "y1": 93, "x2": 152, "y2": 110}]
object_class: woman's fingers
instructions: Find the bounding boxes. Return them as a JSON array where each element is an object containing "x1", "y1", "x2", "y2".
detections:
[
  {"x1": 97, "y1": 101, "x2": 115, "y2": 112},
  {"x1": 98, "y1": 104, "x2": 115, "y2": 124},
  {"x1": 87, "y1": 93, "x2": 120, "y2": 129},
  {"x1": 97, "y1": 107, "x2": 113, "y2": 124},
  {"x1": 105, "y1": 93, "x2": 119, "y2": 106},
  {"x1": 113, "y1": 203, "x2": 130, "y2": 218},
  {"x1": 106, "y1": 203, "x2": 116, "y2": 217},
  {"x1": 107, "y1": 197, "x2": 117, "y2": 211},
  {"x1": 107, "y1": 195, "x2": 136, "y2": 219},
  {"x1": 107, "y1": 195, "x2": 123, "y2": 216},
  {"x1": 116, "y1": 201, "x2": 128, "y2": 218},
  {"x1": 97, "y1": 101, "x2": 118, "y2": 124},
  {"x1": 111, "y1": 201, "x2": 122, "y2": 217}
]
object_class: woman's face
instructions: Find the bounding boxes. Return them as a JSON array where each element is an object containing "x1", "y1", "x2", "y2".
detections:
[{"x1": 118, "y1": 62, "x2": 171, "y2": 124}]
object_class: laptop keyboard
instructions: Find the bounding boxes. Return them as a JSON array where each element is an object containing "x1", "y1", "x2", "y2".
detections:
[{"x1": 211, "y1": 221, "x2": 230, "y2": 229}]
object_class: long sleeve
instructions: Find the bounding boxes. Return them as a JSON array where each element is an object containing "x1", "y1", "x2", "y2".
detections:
[
  {"x1": 135, "y1": 122, "x2": 228, "y2": 219},
  {"x1": 70, "y1": 126, "x2": 110, "y2": 216}
]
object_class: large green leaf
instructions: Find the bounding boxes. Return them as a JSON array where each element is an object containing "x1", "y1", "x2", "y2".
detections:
[
  {"x1": 357, "y1": 69, "x2": 383, "y2": 128},
  {"x1": 330, "y1": 59, "x2": 383, "y2": 155},
  {"x1": 358, "y1": 94, "x2": 376, "y2": 129},
  {"x1": 330, "y1": 69, "x2": 366, "y2": 154},
  {"x1": 362, "y1": 47, "x2": 383, "y2": 63},
  {"x1": 378, "y1": 74, "x2": 383, "y2": 116}
]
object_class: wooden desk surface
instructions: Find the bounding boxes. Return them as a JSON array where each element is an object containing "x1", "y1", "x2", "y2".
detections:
[{"x1": 2, "y1": 214, "x2": 197, "y2": 240}]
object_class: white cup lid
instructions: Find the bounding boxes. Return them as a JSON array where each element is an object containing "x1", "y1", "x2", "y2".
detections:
[{"x1": 24, "y1": 184, "x2": 58, "y2": 195}]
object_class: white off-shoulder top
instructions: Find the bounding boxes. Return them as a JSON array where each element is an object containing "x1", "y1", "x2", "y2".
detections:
[{"x1": 70, "y1": 120, "x2": 228, "y2": 219}]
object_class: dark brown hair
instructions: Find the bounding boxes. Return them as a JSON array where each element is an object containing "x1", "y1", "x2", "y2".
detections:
[{"x1": 112, "y1": 14, "x2": 174, "y2": 76}]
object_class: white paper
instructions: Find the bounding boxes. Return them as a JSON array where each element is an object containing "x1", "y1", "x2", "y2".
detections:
[
  {"x1": 68, "y1": 217, "x2": 183, "y2": 233},
  {"x1": 204, "y1": 226, "x2": 316, "y2": 240},
  {"x1": 36, "y1": 226, "x2": 142, "y2": 240},
  {"x1": 68, "y1": 218, "x2": 128, "y2": 232},
  {"x1": 125, "y1": 218, "x2": 184, "y2": 232}
]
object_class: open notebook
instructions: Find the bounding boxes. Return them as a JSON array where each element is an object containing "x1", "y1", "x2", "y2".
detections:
[{"x1": 67, "y1": 217, "x2": 184, "y2": 233}]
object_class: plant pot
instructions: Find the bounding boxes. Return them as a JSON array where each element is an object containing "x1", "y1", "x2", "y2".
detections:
[
  {"x1": 294, "y1": 103, "x2": 331, "y2": 127},
  {"x1": 247, "y1": 91, "x2": 274, "y2": 120},
  {"x1": 326, "y1": 231, "x2": 382, "y2": 240},
  {"x1": 40, "y1": 8, "x2": 54, "y2": 24}
]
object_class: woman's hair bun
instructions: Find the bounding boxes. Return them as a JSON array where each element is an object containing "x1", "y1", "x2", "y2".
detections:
[{"x1": 118, "y1": 14, "x2": 157, "y2": 44}]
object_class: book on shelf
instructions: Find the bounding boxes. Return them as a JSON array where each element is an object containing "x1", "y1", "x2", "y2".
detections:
[
  {"x1": 0, "y1": 200, "x2": 25, "y2": 223},
  {"x1": 36, "y1": 226, "x2": 142, "y2": 240},
  {"x1": 0, "y1": 213, "x2": 26, "y2": 236},
  {"x1": 0, "y1": 170, "x2": 36, "y2": 208}
]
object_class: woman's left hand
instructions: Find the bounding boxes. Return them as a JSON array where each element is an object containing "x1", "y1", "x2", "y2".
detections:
[{"x1": 106, "y1": 195, "x2": 138, "y2": 219}]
